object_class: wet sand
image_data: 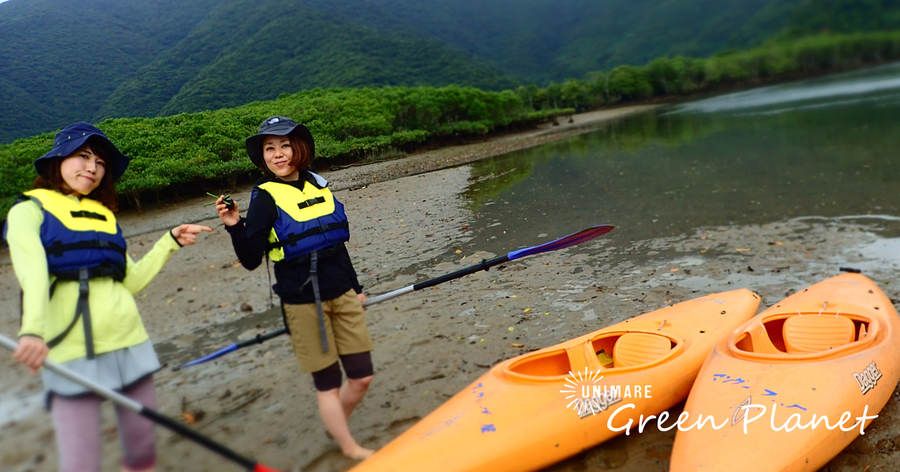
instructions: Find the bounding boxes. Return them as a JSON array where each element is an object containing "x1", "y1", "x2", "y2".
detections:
[{"x1": 2, "y1": 104, "x2": 900, "y2": 472}]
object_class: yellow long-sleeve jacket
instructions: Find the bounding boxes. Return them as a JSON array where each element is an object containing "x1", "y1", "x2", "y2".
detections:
[{"x1": 6, "y1": 193, "x2": 181, "y2": 364}]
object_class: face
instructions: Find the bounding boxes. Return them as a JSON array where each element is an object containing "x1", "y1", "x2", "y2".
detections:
[
  {"x1": 262, "y1": 135, "x2": 300, "y2": 181},
  {"x1": 60, "y1": 146, "x2": 105, "y2": 195}
]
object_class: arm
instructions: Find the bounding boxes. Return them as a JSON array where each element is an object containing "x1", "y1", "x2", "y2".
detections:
[
  {"x1": 219, "y1": 191, "x2": 277, "y2": 271},
  {"x1": 6, "y1": 201, "x2": 51, "y2": 373},
  {"x1": 122, "y1": 224, "x2": 212, "y2": 294}
]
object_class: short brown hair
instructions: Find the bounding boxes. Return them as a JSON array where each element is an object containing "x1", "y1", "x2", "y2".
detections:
[
  {"x1": 288, "y1": 134, "x2": 312, "y2": 170},
  {"x1": 33, "y1": 141, "x2": 119, "y2": 212}
]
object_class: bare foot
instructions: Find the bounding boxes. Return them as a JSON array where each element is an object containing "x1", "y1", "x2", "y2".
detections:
[{"x1": 343, "y1": 445, "x2": 375, "y2": 461}]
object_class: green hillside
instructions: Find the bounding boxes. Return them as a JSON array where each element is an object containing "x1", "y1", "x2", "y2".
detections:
[
  {"x1": 0, "y1": 0, "x2": 216, "y2": 143},
  {"x1": 368, "y1": 0, "x2": 806, "y2": 81},
  {"x1": 98, "y1": 0, "x2": 518, "y2": 120},
  {"x1": 3, "y1": 0, "x2": 900, "y2": 144}
]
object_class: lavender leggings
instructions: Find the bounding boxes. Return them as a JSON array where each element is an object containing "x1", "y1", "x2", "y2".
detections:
[{"x1": 51, "y1": 375, "x2": 157, "y2": 472}]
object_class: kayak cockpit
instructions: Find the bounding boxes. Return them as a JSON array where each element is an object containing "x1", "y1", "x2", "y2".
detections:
[
  {"x1": 729, "y1": 303, "x2": 879, "y2": 360},
  {"x1": 502, "y1": 331, "x2": 682, "y2": 382}
]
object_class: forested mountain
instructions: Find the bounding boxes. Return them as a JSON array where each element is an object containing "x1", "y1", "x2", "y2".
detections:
[
  {"x1": 2, "y1": 0, "x2": 899, "y2": 144},
  {"x1": 0, "y1": 0, "x2": 218, "y2": 143},
  {"x1": 97, "y1": 0, "x2": 517, "y2": 120},
  {"x1": 368, "y1": 0, "x2": 805, "y2": 80}
]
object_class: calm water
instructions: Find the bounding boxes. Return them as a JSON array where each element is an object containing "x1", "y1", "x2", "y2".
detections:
[{"x1": 460, "y1": 62, "x2": 900, "y2": 256}]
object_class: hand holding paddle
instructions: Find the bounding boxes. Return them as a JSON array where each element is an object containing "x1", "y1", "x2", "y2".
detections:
[{"x1": 13, "y1": 335, "x2": 48, "y2": 375}]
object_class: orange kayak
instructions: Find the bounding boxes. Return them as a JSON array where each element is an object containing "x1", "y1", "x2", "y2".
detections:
[
  {"x1": 671, "y1": 273, "x2": 900, "y2": 472},
  {"x1": 352, "y1": 289, "x2": 760, "y2": 472}
]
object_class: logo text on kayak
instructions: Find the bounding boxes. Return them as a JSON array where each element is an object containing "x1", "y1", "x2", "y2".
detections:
[
  {"x1": 853, "y1": 361, "x2": 882, "y2": 395},
  {"x1": 560, "y1": 369, "x2": 650, "y2": 419}
]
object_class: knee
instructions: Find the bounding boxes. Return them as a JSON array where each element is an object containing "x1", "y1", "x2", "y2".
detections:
[{"x1": 348, "y1": 375, "x2": 373, "y2": 391}]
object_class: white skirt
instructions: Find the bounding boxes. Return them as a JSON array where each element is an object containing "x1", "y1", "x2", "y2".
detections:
[{"x1": 43, "y1": 339, "x2": 161, "y2": 406}]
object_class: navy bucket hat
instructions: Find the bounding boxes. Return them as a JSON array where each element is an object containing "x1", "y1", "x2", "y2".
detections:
[
  {"x1": 245, "y1": 116, "x2": 315, "y2": 169},
  {"x1": 35, "y1": 122, "x2": 131, "y2": 180}
]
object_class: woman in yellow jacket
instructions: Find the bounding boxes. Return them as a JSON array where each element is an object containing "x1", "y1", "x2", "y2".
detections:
[{"x1": 7, "y1": 122, "x2": 212, "y2": 472}]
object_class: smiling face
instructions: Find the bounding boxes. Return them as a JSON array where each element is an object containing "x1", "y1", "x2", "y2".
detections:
[
  {"x1": 60, "y1": 145, "x2": 106, "y2": 195},
  {"x1": 262, "y1": 135, "x2": 301, "y2": 181}
]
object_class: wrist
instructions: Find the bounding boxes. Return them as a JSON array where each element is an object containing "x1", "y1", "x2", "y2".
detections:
[{"x1": 169, "y1": 229, "x2": 183, "y2": 247}]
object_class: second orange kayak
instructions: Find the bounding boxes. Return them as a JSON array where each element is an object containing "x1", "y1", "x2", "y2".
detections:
[
  {"x1": 671, "y1": 273, "x2": 900, "y2": 472},
  {"x1": 352, "y1": 289, "x2": 760, "y2": 472}
]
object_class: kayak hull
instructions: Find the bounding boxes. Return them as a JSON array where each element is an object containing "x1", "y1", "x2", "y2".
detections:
[
  {"x1": 671, "y1": 274, "x2": 900, "y2": 472},
  {"x1": 352, "y1": 289, "x2": 760, "y2": 472}
]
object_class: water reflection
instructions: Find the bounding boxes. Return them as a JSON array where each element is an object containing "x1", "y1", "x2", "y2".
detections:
[{"x1": 666, "y1": 62, "x2": 900, "y2": 115}]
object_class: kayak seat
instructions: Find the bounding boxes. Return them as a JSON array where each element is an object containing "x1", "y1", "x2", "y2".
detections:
[
  {"x1": 613, "y1": 333, "x2": 672, "y2": 368},
  {"x1": 783, "y1": 315, "x2": 855, "y2": 354}
]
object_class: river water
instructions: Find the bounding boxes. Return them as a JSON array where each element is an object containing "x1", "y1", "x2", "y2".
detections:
[{"x1": 461, "y1": 62, "x2": 900, "y2": 260}]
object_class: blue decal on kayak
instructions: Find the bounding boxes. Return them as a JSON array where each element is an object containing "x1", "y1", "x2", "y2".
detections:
[
  {"x1": 481, "y1": 424, "x2": 496, "y2": 433},
  {"x1": 782, "y1": 404, "x2": 807, "y2": 410}
]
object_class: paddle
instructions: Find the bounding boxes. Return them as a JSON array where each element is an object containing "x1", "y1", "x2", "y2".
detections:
[
  {"x1": 0, "y1": 334, "x2": 284, "y2": 472},
  {"x1": 172, "y1": 223, "x2": 615, "y2": 371}
]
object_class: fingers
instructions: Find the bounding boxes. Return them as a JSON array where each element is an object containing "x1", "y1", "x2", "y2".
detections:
[
  {"x1": 171, "y1": 224, "x2": 214, "y2": 246},
  {"x1": 215, "y1": 195, "x2": 240, "y2": 225},
  {"x1": 14, "y1": 337, "x2": 48, "y2": 374},
  {"x1": 182, "y1": 224, "x2": 214, "y2": 234}
]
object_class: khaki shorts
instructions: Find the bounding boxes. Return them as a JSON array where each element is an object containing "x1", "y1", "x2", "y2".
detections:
[{"x1": 283, "y1": 290, "x2": 374, "y2": 373}]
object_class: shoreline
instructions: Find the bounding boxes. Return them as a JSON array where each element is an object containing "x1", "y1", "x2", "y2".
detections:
[{"x1": 104, "y1": 104, "x2": 659, "y2": 240}]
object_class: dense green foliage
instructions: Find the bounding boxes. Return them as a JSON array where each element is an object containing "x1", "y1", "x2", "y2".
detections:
[
  {"x1": 780, "y1": 0, "x2": 900, "y2": 38},
  {"x1": 0, "y1": 86, "x2": 567, "y2": 214}
]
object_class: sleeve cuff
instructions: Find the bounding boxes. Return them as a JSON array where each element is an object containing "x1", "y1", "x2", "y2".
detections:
[
  {"x1": 169, "y1": 230, "x2": 183, "y2": 247},
  {"x1": 225, "y1": 218, "x2": 246, "y2": 234},
  {"x1": 17, "y1": 333, "x2": 44, "y2": 341}
]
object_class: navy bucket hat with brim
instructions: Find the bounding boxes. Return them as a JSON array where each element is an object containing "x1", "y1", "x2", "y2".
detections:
[
  {"x1": 35, "y1": 122, "x2": 131, "y2": 181},
  {"x1": 245, "y1": 116, "x2": 315, "y2": 170}
]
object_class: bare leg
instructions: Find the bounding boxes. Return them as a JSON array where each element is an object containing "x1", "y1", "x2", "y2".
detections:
[
  {"x1": 340, "y1": 375, "x2": 373, "y2": 419},
  {"x1": 317, "y1": 388, "x2": 374, "y2": 460}
]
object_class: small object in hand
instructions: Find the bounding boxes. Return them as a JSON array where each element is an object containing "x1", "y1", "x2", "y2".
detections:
[{"x1": 205, "y1": 192, "x2": 235, "y2": 210}]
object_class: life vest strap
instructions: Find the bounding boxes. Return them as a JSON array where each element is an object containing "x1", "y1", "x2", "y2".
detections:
[
  {"x1": 297, "y1": 196, "x2": 326, "y2": 210},
  {"x1": 46, "y1": 268, "x2": 97, "y2": 359},
  {"x1": 46, "y1": 239, "x2": 126, "y2": 257},
  {"x1": 309, "y1": 252, "x2": 329, "y2": 353},
  {"x1": 52, "y1": 264, "x2": 126, "y2": 282},
  {"x1": 277, "y1": 243, "x2": 344, "y2": 266},
  {"x1": 266, "y1": 222, "x2": 349, "y2": 251}
]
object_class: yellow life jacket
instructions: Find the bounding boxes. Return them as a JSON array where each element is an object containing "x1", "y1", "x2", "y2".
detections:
[{"x1": 255, "y1": 179, "x2": 350, "y2": 263}]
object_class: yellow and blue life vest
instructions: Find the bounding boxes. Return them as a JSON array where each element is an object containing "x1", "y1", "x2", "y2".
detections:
[
  {"x1": 19, "y1": 189, "x2": 127, "y2": 280},
  {"x1": 255, "y1": 177, "x2": 350, "y2": 263}
]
